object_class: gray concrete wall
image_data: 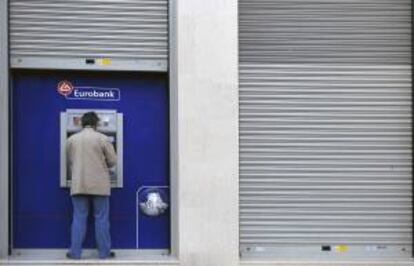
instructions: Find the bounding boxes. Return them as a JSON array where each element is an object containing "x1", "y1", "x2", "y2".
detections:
[
  {"x1": 0, "y1": 0, "x2": 9, "y2": 259},
  {"x1": 174, "y1": 0, "x2": 239, "y2": 265}
]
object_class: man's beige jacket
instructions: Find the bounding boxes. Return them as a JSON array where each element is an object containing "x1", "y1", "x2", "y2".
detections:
[{"x1": 67, "y1": 127, "x2": 117, "y2": 196}]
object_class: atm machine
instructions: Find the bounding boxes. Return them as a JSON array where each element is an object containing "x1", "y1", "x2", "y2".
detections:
[
  {"x1": 12, "y1": 71, "x2": 171, "y2": 254},
  {"x1": 60, "y1": 109, "x2": 124, "y2": 188}
]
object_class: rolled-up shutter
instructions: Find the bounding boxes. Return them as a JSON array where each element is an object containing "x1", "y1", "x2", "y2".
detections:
[
  {"x1": 10, "y1": 0, "x2": 168, "y2": 71},
  {"x1": 239, "y1": 0, "x2": 412, "y2": 259}
]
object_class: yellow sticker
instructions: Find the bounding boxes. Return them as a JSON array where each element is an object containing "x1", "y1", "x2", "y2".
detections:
[
  {"x1": 335, "y1": 245, "x2": 349, "y2": 253},
  {"x1": 97, "y1": 58, "x2": 112, "y2": 66}
]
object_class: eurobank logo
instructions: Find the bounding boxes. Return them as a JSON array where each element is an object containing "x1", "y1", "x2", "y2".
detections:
[
  {"x1": 68, "y1": 87, "x2": 121, "y2": 101},
  {"x1": 57, "y1": 81, "x2": 120, "y2": 101}
]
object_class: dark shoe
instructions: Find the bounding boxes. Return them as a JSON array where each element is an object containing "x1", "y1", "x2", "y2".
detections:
[
  {"x1": 100, "y1": 251, "x2": 115, "y2": 259},
  {"x1": 66, "y1": 252, "x2": 80, "y2": 260}
]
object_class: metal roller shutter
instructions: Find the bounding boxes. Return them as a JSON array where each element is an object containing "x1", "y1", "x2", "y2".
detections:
[
  {"x1": 10, "y1": 0, "x2": 168, "y2": 71},
  {"x1": 239, "y1": 0, "x2": 412, "y2": 259}
]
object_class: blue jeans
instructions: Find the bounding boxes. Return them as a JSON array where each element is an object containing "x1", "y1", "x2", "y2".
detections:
[{"x1": 69, "y1": 195, "x2": 111, "y2": 259}]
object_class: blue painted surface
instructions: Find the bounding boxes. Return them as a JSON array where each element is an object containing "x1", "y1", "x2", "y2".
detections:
[{"x1": 12, "y1": 71, "x2": 170, "y2": 249}]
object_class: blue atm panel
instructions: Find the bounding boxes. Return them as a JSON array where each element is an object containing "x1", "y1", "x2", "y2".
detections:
[{"x1": 12, "y1": 71, "x2": 170, "y2": 249}]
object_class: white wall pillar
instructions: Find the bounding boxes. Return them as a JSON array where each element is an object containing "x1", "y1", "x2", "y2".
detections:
[
  {"x1": 0, "y1": 0, "x2": 9, "y2": 259},
  {"x1": 173, "y1": 0, "x2": 239, "y2": 265}
]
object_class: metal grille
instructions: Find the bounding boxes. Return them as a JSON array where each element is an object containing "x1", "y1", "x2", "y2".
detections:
[
  {"x1": 239, "y1": 0, "x2": 412, "y2": 258},
  {"x1": 10, "y1": 0, "x2": 168, "y2": 71}
]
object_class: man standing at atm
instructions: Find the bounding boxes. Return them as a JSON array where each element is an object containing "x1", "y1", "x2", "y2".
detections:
[{"x1": 66, "y1": 111, "x2": 117, "y2": 259}]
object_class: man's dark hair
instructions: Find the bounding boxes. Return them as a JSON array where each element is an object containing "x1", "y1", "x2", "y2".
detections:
[{"x1": 81, "y1": 112, "x2": 100, "y2": 128}]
